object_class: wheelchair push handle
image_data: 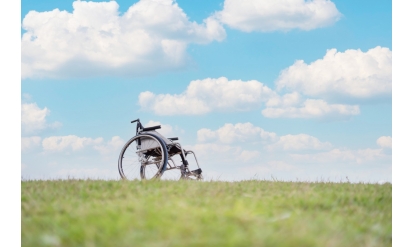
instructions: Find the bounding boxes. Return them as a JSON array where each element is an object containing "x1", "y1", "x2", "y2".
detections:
[
  {"x1": 131, "y1": 118, "x2": 161, "y2": 134},
  {"x1": 131, "y1": 118, "x2": 145, "y2": 135}
]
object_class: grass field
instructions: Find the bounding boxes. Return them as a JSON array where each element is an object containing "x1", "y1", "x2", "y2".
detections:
[{"x1": 21, "y1": 179, "x2": 391, "y2": 247}]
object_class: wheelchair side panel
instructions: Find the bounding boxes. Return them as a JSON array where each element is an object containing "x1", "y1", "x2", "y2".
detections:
[{"x1": 138, "y1": 130, "x2": 173, "y2": 152}]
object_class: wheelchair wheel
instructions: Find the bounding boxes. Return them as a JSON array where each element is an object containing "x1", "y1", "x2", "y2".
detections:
[
  {"x1": 118, "y1": 133, "x2": 168, "y2": 180},
  {"x1": 159, "y1": 161, "x2": 185, "y2": 181}
]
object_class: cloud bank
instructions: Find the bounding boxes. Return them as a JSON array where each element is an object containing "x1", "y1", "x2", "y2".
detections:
[
  {"x1": 262, "y1": 99, "x2": 360, "y2": 119},
  {"x1": 139, "y1": 77, "x2": 274, "y2": 115},
  {"x1": 191, "y1": 123, "x2": 390, "y2": 181},
  {"x1": 139, "y1": 77, "x2": 360, "y2": 119},
  {"x1": 138, "y1": 46, "x2": 390, "y2": 119},
  {"x1": 267, "y1": 134, "x2": 332, "y2": 151},
  {"x1": 197, "y1": 122, "x2": 331, "y2": 151},
  {"x1": 290, "y1": 148, "x2": 387, "y2": 164},
  {"x1": 21, "y1": 0, "x2": 225, "y2": 78},
  {"x1": 198, "y1": 122, "x2": 277, "y2": 144},
  {"x1": 21, "y1": 136, "x2": 41, "y2": 151},
  {"x1": 41, "y1": 135, "x2": 125, "y2": 156},
  {"x1": 42, "y1": 135, "x2": 104, "y2": 152}
]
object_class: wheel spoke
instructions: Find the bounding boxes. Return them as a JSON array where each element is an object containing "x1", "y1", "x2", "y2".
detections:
[{"x1": 119, "y1": 133, "x2": 167, "y2": 180}]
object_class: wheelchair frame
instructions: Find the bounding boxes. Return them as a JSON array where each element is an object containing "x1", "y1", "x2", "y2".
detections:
[{"x1": 118, "y1": 118, "x2": 202, "y2": 180}]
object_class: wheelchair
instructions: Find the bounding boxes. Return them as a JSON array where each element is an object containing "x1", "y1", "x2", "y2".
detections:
[{"x1": 118, "y1": 118, "x2": 203, "y2": 180}]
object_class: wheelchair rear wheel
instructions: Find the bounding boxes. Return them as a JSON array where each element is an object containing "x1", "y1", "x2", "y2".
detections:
[{"x1": 118, "y1": 133, "x2": 168, "y2": 180}]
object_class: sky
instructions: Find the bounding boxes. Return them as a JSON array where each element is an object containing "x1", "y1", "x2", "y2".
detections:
[{"x1": 20, "y1": 0, "x2": 393, "y2": 182}]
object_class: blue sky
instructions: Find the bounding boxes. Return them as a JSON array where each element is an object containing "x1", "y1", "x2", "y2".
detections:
[{"x1": 21, "y1": 0, "x2": 392, "y2": 182}]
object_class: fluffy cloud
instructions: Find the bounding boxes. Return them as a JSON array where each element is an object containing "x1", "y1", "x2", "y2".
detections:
[
  {"x1": 139, "y1": 76, "x2": 361, "y2": 119},
  {"x1": 377, "y1": 136, "x2": 392, "y2": 149},
  {"x1": 215, "y1": 0, "x2": 341, "y2": 32},
  {"x1": 53, "y1": 168, "x2": 117, "y2": 179},
  {"x1": 21, "y1": 136, "x2": 42, "y2": 151},
  {"x1": 139, "y1": 77, "x2": 273, "y2": 115},
  {"x1": 93, "y1": 136, "x2": 124, "y2": 156},
  {"x1": 197, "y1": 122, "x2": 277, "y2": 144},
  {"x1": 267, "y1": 134, "x2": 332, "y2": 151},
  {"x1": 197, "y1": 122, "x2": 330, "y2": 151},
  {"x1": 145, "y1": 120, "x2": 183, "y2": 137},
  {"x1": 239, "y1": 160, "x2": 300, "y2": 176},
  {"x1": 42, "y1": 135, "x2": 103, "y2": 152},
  {"x1": 138, "y1": 46, "x2": 389, "y2": 119},
  {"x1": 262, "y1": 99, "x2": 360, "y2": 119},
  {"x1": 265, "y1": 92, "x2": 302, "y2": 108},
  {"x1": 184, "y1": 143, "x2": 260, "y2": 165},
  {"x1": 276, "y1": 46, "x2": 392, "y2": 99},
  {"x1": 42, "y1": 135, "x2": 127, "y2": 155},
  {"x1": 265, "y1": 160, "x2": 300, "y2": 172},
  {"x1": 21, "y1": 103, "x2": 61, "y2": 134},
  {"x1": 21, "y1": 103, "x2": 49, "y2": 133},
  {"x1": 21, "y1": 0, "x2": 225, "y2": 78},
  {"x1": 185, "y1": 143, "x2": 242, "y2": 161},
  {"x1": 290, "y1": 148, "x2": 387, "y2": 164},
  {"x1": 238, "y1": 150, "x2": 260, "y2": 162}
]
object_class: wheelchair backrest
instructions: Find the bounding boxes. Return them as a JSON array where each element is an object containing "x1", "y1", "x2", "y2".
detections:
[{"x1": 139, "y1": 130, "x2": 173, "y2": 152}]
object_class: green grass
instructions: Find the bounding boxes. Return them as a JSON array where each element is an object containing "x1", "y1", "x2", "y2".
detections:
[{"x1": 21, "y1": 179, "x2": 391, "y2": 247}]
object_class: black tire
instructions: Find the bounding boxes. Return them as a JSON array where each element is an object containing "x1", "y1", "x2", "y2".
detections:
[
  {"x1": 118, "y1": 133, "x2": 168, "y2": 180},
  {"x1": 159, "y1": 160, "x2": 185, "y2": 181}
]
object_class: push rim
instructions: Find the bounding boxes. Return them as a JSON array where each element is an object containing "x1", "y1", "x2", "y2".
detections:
[{"x1": 118, "y1": 133, "x2": 168, "y2": 180}]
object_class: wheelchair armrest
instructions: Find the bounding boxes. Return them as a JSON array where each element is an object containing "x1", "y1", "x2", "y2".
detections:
[
  {"x1": 168, "y1": 137, "x2": 178, "y2": 141},
  {"x1": 142, "y1": 125, "x2": 161, "y2": 131}
]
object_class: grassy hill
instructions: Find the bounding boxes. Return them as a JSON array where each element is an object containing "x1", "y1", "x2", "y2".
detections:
[{"x1": 21, "y1": 179, "x2": 391, "y2": 247}]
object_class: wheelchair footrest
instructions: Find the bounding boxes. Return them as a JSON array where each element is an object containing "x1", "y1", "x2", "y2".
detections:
[{"x1": 191, "y1": 168, "x2": 202, "y2": 175}]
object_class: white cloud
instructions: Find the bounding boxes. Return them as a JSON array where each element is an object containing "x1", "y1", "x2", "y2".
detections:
[
  {"x1": 21, "y1": 0, "x2": 226, "y2": 78},
  {"x1": 266, "y1": 160, "x2": 300, "y2": 172},
  {"x1": 21, "y1": 103, "x2": 49, "y2": 133},
  {"x1": 240, "y1": 160, "x2": 300, "y2": 175},
  {"x1": 267, "y1": 134, "x2": 332, "y2": 151},
  {"x1": 377, "y1": 136, "x2": 392, "y2": 149},
  {"x1": 21, "y1": 136, "x2": 42, "y2": 151},
  {"x1": 291, "y1": 148, "x2": 387, "y2": 164},
  {"x1": 265, "y1": 92, "x2": 302, "y2": 108},
  {"x1": 145, "y1": 120, "x2": 182, "y2": 137},
  {"x1": 238, "y1": 150, "x2": 260, "y2": 162},
  {"x1": 197, "y1": 122, "x2": 277, "y2": 144},
  {"x1": 197, "y1": 122, "x2": 333, "y2": 152},
  {"x1": 197, "y1": 122, "x2": 330, "y2": 152},
  {"x1": 137, "y1": 46, "x2": 390, "y2": 119},
  {"x1": 139, "y1": 77, "x2": 274, "y2": 115},
  {"x1": 262, "y1": 99, "x2": 360, "y2": 119},
  {"x1": 276, "y1": 46, "x2": 392, "y2": 99},
  {"x1": 186, "y1": 143, "x2": 257, "y2": 164},
  {"x1": 42, "y1": 135, "x2": 127, "y2": 155},
  {"x1": 21, "y1": 103, "x2": 61, "y2": 134},
  {"x1": 42, "y1": 135, "x2": 103, "y2": 152},
  {"x1": 184, "y1": 136, "x2": 390, "y2": 180},
  {"x1": 139, "y1": 77, "x2": 361, "y2": 120},
  {"x1": 22, "y1": 93, "x2": 32, "y2": 102},
  {"x1": 53, "y1": 168, "x2": 117, "y2": 179},
  {"x1": 185, "y1": 143, "x2": 242, "y2": 161},
  {"x1": 93, "y1": 136, "x2": 124, "y2": 156},
  {"x1": 215, "y1": 0, "x2": 341, "y2": 32}
]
